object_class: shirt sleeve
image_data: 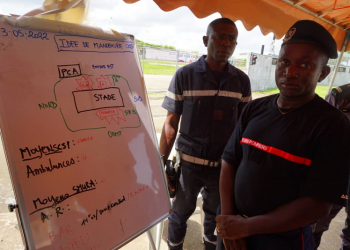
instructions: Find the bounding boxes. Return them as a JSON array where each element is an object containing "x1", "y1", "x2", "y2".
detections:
[
  {"x1": 298, "y1": 116, "x2": 350, "y2": 206},
  {"x1": 161, "y1": 71, "x2": 183, "y2": 115},
  {"x1": 237, "y1": 72, "x2": 252, "y2": 118},
  {"x1": 325, "y1": 93, "x2": 338, "y2": 108}
]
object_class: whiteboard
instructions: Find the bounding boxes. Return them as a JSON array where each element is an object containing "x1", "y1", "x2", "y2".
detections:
[{"x1": 0, "y1": 16, "x2": 170, "y2": 250}]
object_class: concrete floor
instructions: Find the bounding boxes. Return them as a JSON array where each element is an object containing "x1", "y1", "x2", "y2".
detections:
[{"x1": 0, "y1": 75, "x2": 347, "y2": 250}]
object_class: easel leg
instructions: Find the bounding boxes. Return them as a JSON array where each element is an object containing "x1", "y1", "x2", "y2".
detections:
[
  {"x1": 147, "y1": 230, "x2": 156, "y2": 250},
  {"x1": 8, "y1": 203, "x2": 28, "y2": 249},
  {"x1": 155, "y1": 221, "x2": 164, "y2": 249}
]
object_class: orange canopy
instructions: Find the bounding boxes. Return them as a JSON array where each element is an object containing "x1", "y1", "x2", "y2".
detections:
[{"x1": 123, "y1": 0, "x2": 350, "y2": 52}]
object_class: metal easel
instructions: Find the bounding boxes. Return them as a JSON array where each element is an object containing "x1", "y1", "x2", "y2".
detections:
[{"x1": 8, "y1": 203, "x2": 28, "y2": 250}]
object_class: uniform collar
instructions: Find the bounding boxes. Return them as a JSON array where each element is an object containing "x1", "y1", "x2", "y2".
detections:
[{"x1": 195, "y1": 55, "x2": 238, "y2": 76}]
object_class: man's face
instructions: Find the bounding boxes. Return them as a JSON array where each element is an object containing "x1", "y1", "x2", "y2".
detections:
[
  {"x1": 203, "y1": 23, "x2": 238, "y2": 63},
  {"x1": 275, "y1": 43, "x2": 330, "y2": 99}
]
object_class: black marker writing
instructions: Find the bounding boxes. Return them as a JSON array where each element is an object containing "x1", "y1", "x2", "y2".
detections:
[
  {"x1": 20, "y1": 140, "x2": 71, "y2": 161},
  {"x1": 26, "y1": 157, "x2": 76, "y2": 178}
]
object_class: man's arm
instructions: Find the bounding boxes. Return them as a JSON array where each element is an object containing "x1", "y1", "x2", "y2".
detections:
[
  {"x1": 217, "y1": 196, "x2": 332, "y2": 240},
  {"x1": 159, "y1": 111, "x2": 180, "y2": 192},
  {"x1": 159, "y1": 111, "x2": 180, "y2": 163},
  {"x1": 220, "y1": 159, "x2": 236, "y2": 215},
  {"x1": 219, "y1": 160, "x2": 248, "y2": 250},
  {"x1": 249, "y1": 197, "x2": 332, "y2": 235}
]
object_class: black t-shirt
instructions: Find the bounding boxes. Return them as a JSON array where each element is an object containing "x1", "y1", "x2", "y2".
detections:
[{"x1": 222, "y1": 94, "x2": 350, "y2": 217}]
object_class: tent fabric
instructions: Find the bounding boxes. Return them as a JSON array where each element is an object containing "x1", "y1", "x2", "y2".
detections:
[
  {"x1": 17, "y1": 0, "x2": 90, "y2": 24},
  {"x1": 123, "y1": 0, "x2": 350, "y2": 52}
]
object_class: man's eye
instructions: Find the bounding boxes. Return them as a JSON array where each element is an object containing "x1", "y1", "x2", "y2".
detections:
[
  {"x1": 228, "y1": 36, "x2": 235, "y2": 41},
  {"x1": 280, "y1": 60, "x2": 286, "y2": 65},
  {"x1": 301, "y1": 63, "x2": 311, "y2": 68}
]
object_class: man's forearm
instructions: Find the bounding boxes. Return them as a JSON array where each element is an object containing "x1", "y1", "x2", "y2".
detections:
[
  {"x1": 159, "y1": 112, "x2": 180, "y2": 163},
  {"x1": 220, "y1": 160, "x2": 236, "y2": 215},
  {"x1": 159, "y1": 125, "x2": 176, "y2": 163},
  {"x1": 246, "y1": 197, "x2": 332, "y2": 236}
]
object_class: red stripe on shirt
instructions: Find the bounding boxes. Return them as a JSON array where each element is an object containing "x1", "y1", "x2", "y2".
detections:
[{"x1": 240, "y1": 137, "x2": 312, "y2": 166}]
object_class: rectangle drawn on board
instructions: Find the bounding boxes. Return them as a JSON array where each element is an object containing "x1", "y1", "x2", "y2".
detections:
[
  {"x1": 58, "y1": 64, "x2": 82, "y2": 78},
  {"x1": 54, "y1": 35, "x2": 134, "y2": 53},
  {"x1": 72, "y1": 87, "x2": 124, "y2": 113}
]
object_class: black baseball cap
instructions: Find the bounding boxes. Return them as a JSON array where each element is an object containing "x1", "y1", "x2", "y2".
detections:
[{"x1": 282, "y1": 20, "x2": 338, "y2": 59}]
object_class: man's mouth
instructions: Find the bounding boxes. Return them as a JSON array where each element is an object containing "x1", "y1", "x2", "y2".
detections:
[
  {"x1": 281, "y1": 82, "x2": 299, "y2": 88},
  {"x1": 218, "y1": 51, "x2": 229, "y2": 54}
]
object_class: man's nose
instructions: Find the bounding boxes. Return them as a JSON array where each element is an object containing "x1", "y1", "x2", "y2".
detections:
[
  {"x1": 220, "y1": 39, "x2": 231, "y2": 47},
  {"x1": 284, "y1": 65, "x2": 299, "y2": 78}
]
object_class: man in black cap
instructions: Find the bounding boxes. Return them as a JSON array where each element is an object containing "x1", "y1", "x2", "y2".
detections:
[
  {"x1": 312, "y1": 84, "x2": 350, "y2": 249},
  {"x1": 216, "y1": 20, "x2": 350, "y2": 250}
]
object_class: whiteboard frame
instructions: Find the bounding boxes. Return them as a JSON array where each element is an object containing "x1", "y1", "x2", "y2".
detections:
[{"x1": 0, "y1": 15, "x2": 171, "y2": 250}]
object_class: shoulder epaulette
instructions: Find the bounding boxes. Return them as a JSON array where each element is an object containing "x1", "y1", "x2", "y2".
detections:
[{"x1": 331, "y1": 84, "x2": 350, "y2": 104}]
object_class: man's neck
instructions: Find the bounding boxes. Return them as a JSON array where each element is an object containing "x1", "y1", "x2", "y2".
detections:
[
  {"x1": 205, "y1": 57, "x2": 227, "y2": 72},
  {"x1": 277, "y1": 93, "x2": 316, "y2": 109}
]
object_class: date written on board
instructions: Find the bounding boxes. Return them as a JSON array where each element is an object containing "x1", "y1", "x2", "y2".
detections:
[
  {"x1": 20, "y1": 140, "x2": 72, "y2": 161},
  {"x1": 0, "y1": 27, "x2": 49, "y2": 40},
  {"x1": 81, "y1": 195, "x2": 126, "y2": 226}
]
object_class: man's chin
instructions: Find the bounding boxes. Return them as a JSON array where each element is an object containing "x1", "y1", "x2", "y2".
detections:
[
  {"x1": 277, "y1": 88, "x2": 302, "y2": 98},
  {"x1": 215, "y1": 57, "x2": 229, "y2": 63}
]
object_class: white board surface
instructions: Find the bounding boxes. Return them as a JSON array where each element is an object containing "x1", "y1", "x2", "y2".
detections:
[{"x1": 0, "y1": 16, "x2": 170, "y2": 250}]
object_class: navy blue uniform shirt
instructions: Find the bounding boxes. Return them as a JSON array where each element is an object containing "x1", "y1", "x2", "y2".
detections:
[{"x1": 162, "y1": 55, "x2": 251, "y2": 160}]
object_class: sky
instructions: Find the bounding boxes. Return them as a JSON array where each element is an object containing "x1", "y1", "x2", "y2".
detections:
[{"x1": 0, "y1": 0, "x2": 283, "y2": 57}]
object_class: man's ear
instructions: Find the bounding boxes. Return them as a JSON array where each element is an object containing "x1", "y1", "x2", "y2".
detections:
[
  {"x1": 318, "y1": 65, "x2": 331, "y2": 82},
  {"x1": 203, "y1": 36, "x2": 208, "y2": 47}
]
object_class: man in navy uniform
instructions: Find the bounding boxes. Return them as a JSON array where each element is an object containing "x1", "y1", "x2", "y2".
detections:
[
  {"x1": 312, "y1": 84, "x2": 350, "y2": 250},
  {"x1": 216, "y1": 20, "x2": 350, "y2": 250},
  {"x1": 159, "y1": 18, "x2": 251, "y2": 250}
]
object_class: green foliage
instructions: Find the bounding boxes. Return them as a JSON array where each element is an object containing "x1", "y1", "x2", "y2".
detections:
[
  {"x1": 136, "y1": 39, "x2": 176, "y2": 50},
  {"x1": 314, "y1": 86, "x2": 329, "y2": 98}
]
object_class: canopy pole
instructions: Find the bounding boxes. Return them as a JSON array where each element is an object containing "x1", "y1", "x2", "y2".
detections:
[{"x1": 327, "y1": 31, "x2": 350, "y2": 94}]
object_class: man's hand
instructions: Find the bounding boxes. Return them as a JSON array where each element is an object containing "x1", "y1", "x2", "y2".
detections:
[
  {"x1": 216, "y1": 215, "x2": 249, "y2": 240},
  {"x1": 223, "y1": 238, "x2": 247, "y2": 250},
  {"x1": 165, "y1": 172, "x2": 175, "y2": 192}
]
